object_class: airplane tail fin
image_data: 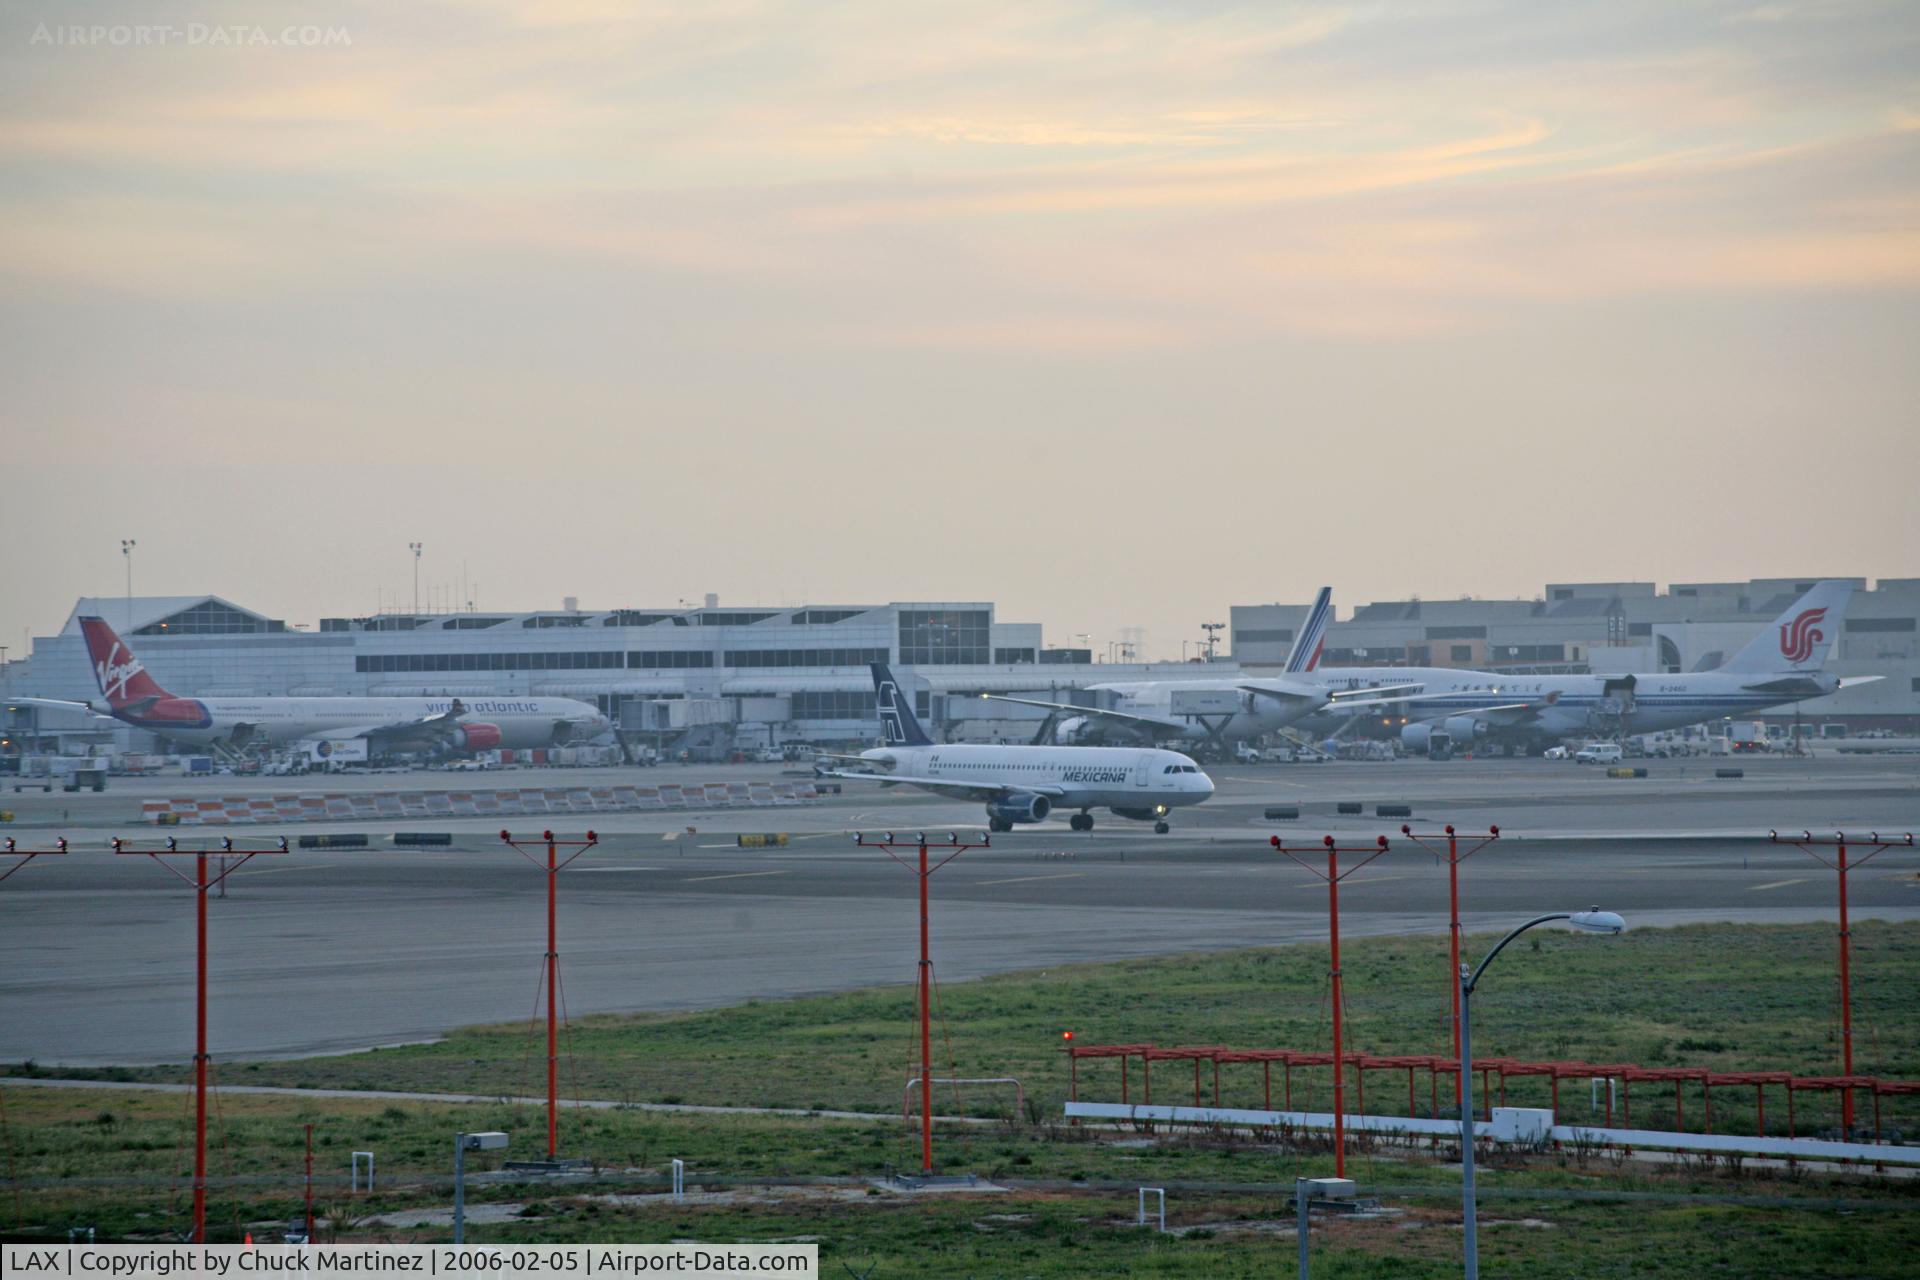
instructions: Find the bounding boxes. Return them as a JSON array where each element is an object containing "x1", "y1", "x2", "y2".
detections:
[
  {"x1": 1283, "y1": 588, "x2": 1333, "y2": 674},
  {"x1": 1721, "y1": 581, "x2": 1852, "y2": 673},
  {"x1": 78, "y1": 616, "x2": 173, "y2": 709},
  {"x1": 869, "y1": 663, "x2": 933, "y2": 747}
]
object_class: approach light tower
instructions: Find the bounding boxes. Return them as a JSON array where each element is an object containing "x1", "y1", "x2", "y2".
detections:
[
  {"x1": 408, "y1": 542, "x2": 423, "y2": 615},
  {"x1": 1201, "y1": 622, "x2": 1225, "y2": 661}
]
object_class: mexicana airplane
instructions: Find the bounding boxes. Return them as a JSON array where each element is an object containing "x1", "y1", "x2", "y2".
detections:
[
  {"x1": 15, "y1": 617, "x2": 611, "y2": 755},
  {"x1": 1302, "y1": 581, "x2": 1879, "y2": 754},
  {"x1": 980, "y1": 588, "x2": 1417, "y2": 755},
  {"x1": 819, "y1": 663, "x2": 1215, "y2": 832}
]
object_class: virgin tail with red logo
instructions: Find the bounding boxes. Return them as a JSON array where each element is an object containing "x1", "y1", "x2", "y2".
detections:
[
  {"x1": 1720, "y1": 581, "x2": 1852, "y2": 673},
  {"x1": 78, "y1": 617, "x2": 175, "y2": 709}
]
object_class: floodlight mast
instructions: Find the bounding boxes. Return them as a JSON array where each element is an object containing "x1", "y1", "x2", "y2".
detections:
[{"x1": 857, "y1": 829, "x2": 990, "y2": 1177}]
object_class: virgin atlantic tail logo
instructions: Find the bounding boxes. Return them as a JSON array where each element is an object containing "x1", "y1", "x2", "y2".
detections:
[
  {"x1": 96, "y1": 642, "x2": 146, "y2": 702},
  {"x1": 1779, "y1": 607, "x2": 1827, "y2": 664}
]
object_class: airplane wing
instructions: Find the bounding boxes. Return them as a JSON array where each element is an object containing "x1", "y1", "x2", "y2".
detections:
[
  {"x1": 1325, "y1": 683, "x2": 1422, "y2": 702},
  {"x1": 355, "y1": 703, "x2": 470, "y2": 748},
  {"x1": 980, "y1": 693, "x2": 1190, "y2": 736},
  {"x1": 1431, "y1": 690, "x2": 1563, "y2": 727},
  {"x1": 818, "y1": 769, "x2": 1066, "y2": 804}
]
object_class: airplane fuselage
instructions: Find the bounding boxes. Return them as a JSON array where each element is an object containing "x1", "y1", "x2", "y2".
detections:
[
  {"x1": 858, "y1": 742, "x2": 1214, "y2": 813},
  {"x1": 1309, "y1": 667, "x2": 1843, "y2": 741},
  {"x1": 109, "y1": 695, "x2": 608, "y2": 750}
]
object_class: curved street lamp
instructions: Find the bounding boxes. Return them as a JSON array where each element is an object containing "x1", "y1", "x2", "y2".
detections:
[{"x1": 1460, "y1": 909, "x2": 1625, "y2": 1280}]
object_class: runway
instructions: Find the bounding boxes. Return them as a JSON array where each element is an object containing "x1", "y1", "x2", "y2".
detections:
[{"x1": 2, "y1": 756, "x2": 1915, "y2": 1065}]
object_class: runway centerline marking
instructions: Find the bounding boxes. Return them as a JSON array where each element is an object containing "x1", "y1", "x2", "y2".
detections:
[
  {"x1": 974, "y1": 872, "x2": 1086, "y2": 886},
  {"x1": 682, "y1": 870, "x2": 792, "y2": 883},
  {"x1": 1748, "y1": 878, "x2": 1812, "y2": 891}
]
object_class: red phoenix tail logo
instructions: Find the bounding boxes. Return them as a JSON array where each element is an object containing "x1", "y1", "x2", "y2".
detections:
[{"x1": 1779, "y1": 607, "x2": 1827, "y2": 664}]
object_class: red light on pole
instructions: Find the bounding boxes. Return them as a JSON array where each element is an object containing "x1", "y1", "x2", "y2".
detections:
[
  {"x1": 857, "y1": 830, "x2": 991, "y2": 1178},
  {"x1": 1, "y1": 837, "x2": 69, "y2": 884},
  {"x1": 116, "y1": 834, "x2": 290, "y2": 1243},
  {"x1": 1401, "y1": 824, "x2": 1500, "y2": 1109},
  {"x1": 500, "y1": 828, "x2": 599, "y2": 1161},
  {"x1": 1769, "y1": 829, "x2": 1913, "y2": 1132},
  {"x1": 1270, "y1": 833, "x2": 1391, "y2": 1179}
]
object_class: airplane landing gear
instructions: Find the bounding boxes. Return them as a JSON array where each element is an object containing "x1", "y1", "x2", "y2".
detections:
[
  {"x1": 1153, "y1": 821, "x2": 1170, "y2": 834},
  {"x1": 1069, "y1": 812, "x2": 1094, "y2": 832}
]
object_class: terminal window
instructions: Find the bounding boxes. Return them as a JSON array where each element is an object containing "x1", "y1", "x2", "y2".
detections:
[
  {"x1": 994, "y1": 647, "x2": 1036, "y2": 664},
  {"x1": 1235, "y1": 629, "x2": 1293, "y2": 644},
  {"x1": 899, "y1": 610, "x2": 989, "y2": 665},
  {"x1": 723, "y1": 648, "x2": 889, "y2": 668},
  {"x1": 790, "y1": 691, "x2": 877, "y2": 719},
  {"x1": 628, "y1": 650, "x2": 715, "y2": 669},
  {"x1": 135, "y1": 601, "x2": 272, "y2": 636}
]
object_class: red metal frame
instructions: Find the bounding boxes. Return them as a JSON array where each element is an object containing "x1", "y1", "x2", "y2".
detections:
[
  {"x1": 1400, "y1": 824, "x2": 1499, "y2": 1107},
  {"x1": 857, "y1": 830, "x2": 990, "y2": 1176},
  {"x1": 0, "y1": 836, "x2": 68, "y2": 883},
  {"x1": 1770, "y1": 829, "x2": 1913, "y2": 1132},
  {"x1": 1269, "y1": 833, "x2": 1390, "y2": 1179},
  {"x1": 115, "y1": 834, "x2": 289, "y2": 1243},
  {"x1": 1068, "y1": 1041, "x2": 1920, "y2": 1145},
  {"x1": 499, "y1": 828, "x2": 599, "y2": 1159}
]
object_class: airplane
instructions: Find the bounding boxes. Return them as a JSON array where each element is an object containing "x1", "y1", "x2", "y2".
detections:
[
  {"x1": 818, "y1": 663, "x2": 1215, "y2": 833},
  {"x1": 979, "y1": 588, "x2": 1417, "y2": 757},
  {"x1": 1300, "y1": 581, "x2": 1880, "y2": 754},
  {"x1": 12, "y1": 617, "x2": 611, "y2": 756}
]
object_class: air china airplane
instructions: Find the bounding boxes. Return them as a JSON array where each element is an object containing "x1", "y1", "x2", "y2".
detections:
[
  {"x1": 16, "y1": 617, "x2": 610, "y2": 755},
  {"x1": 981, "y1": 589, "x2": 1416, "y2": 752},
  {"x1": 820, "y1": 664, "x2": 1215, "y2": 833},
  {"x1": 1304, "y1": 581, "x2": 1879, "y2": 754}
]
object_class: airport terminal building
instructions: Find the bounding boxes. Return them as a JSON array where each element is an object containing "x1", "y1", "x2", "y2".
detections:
[
  {"x1": 4, "y1": 576, "x2": 1915, "y2": 758},
  {"x1": 0, "y1": 596, "x2": 1125, "y2": 756},
  {"x1": 1232, "y1": 576, "x2": 1920, "y2": 728}
]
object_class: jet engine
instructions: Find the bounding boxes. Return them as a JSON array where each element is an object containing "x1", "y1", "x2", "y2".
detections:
[
  {"x1": 1442, "y1": 715, "x2": 1488, "y2": 744},
  {"x1": 454, "y1": 722, "x2": 503, "y2": 751},
  {"x1": 1401, "y1": 722, "x2": 1436, "y2": 753},
  {"x1": 985, "y1": 793, "x2": 1052, "y2": 825}
]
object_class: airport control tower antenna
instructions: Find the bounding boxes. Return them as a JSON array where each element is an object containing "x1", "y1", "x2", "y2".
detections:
[{"x1": 1202, "y1": 622, "x2": 1225, "y2": 661}]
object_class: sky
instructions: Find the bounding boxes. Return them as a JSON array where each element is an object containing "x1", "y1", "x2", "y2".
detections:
[{"x1": 1, "y1": 1, "x2": 1916, "y2": 661}]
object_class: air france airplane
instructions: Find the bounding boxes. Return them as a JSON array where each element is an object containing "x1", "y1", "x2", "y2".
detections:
[
  {"x1": 982, "y1": 589, "x2": 1416, "y2": 752},
  {"x1": 1303, "y1": 581, "x2": 1879, "y2": 753},
  {"x1": 820, "y1": 664, "x2": 1215, "y2": 832},
  {"x1": 15, "y1": 617, "x2": 611, "y2": 755}
]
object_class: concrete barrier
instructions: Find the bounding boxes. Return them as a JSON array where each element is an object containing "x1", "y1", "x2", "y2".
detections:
[
  {"x1": 1336, "y1": 801, "x2": 1363, "y2": 815},
  {"x1": 1376, "y1": 804, "x2": 1413, "y2": 818},
  {"x1": 1716, "y1": 767, "x2": 1745, "y2": 779},
  {"x1": 1264, "y1": 806, "x2": 1300, "y2": 821}
]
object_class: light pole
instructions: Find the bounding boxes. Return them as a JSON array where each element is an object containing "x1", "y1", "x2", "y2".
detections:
[
  {"x1": 1459, "y1": 909, "x2": 1625, "y2": 1280},
  {"x1": 121, "y1": 539, "x2": 136, "y2": 625},
  {"x1": 409, "y1": 543, "x2": 423, "y2": 616},
  {"x1": 453, "y1": 1131, "x2": 509, "y2": 1243}
]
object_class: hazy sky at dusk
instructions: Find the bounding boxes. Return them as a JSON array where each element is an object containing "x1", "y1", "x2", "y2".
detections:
[{"x1": 2, "y1": 2, "x2": 1915, "y2": 659}]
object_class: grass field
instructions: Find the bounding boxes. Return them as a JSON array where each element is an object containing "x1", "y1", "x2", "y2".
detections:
[
  {"x1": 20, "y1": 921, "x2": 1918, "y2": 1126},
  {"x1": 5, "y1": 921, "x2": 1918, "y2": 1275}
]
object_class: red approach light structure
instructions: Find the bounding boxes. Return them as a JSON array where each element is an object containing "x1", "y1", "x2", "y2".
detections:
[
  {"x1": 856, "y1": 830, "x2": 991, "y2": 1178},
  {"x1": 1, "y1": 836, "x2": 68, "y2": 883},
  {"x1": 1769, "y1": 829, "x2": 1914, "y2": 1132},
  {"x1": 499, "y1": 828, "x2": 599, "y2": 1160},
  {"x1": 114, "y1": 834, "x2": 290, "y2": 1243},
  {"x1": 1269, "y1": 833, "x2": 1391, "y2": 1179},
  {"x1": 1400, "y1": 824, "x2": 1500, "y2": 1105}
]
